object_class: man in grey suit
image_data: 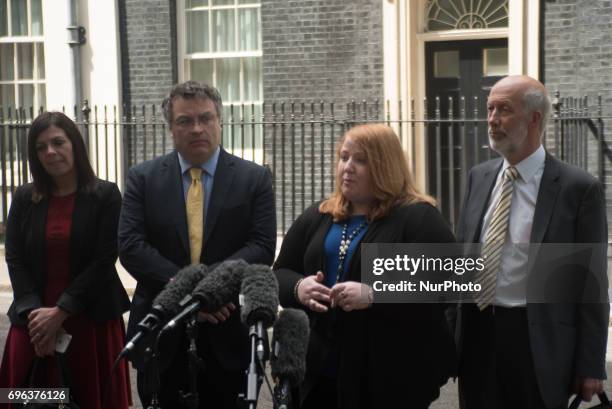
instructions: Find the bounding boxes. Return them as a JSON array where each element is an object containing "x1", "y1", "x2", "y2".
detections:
[
  {"x1": 455, "y1": 75, "x2": 608, "y2": 409},
  {"x1": 118, "y1": 81, "x2": 276, "y2": 408}
]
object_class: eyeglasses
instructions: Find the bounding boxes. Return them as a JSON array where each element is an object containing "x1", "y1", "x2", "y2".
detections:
[{"x1": 173, "y1": 114, "x2": 218, "y2": 129}]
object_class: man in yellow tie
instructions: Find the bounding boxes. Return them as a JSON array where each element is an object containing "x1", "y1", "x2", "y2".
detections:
[{"x1": 119, "y1": 81, "x2": 276, "y2": 409}]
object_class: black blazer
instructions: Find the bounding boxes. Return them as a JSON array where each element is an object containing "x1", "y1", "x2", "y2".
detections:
[
  {"x1": 5, "y1": 179, "x2": 130, "y2": 326},
  {"x1": 455, "y1": 153, "x2": 609, "y2": 408},
  {"x1": 274, "y1": 202, "x2": 457, "y2": 408},
  {"x1": 118, "y1": 149, "x2": 276, "y2": 371}
]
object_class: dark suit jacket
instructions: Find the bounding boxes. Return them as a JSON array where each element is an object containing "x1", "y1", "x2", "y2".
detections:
[
  {"x1": 274, "y1": 202, "x2": 458, "y2": 408},
  {"x1": 455, "y1": 153, "x2": 609, "y2": 408},
  {"x1": 5, "y1": 180, "x2": 130, "y2": 326},
  {"x1": 118, "y1": 148, "x2": 276, "y2": 372}
]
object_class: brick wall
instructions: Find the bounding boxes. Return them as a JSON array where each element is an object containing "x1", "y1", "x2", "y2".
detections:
[
  {"x1": 261, "y1": 0, "x2": 384, "y2": 105},
  {"x1": 542, "y1": 0, "x2": 612, "y2": 112},
  {"x1": 118, "y1": 0, "x2": 177, "y2": 162},
  {"x1": 261, "y1": 0, "x2": 385, "y2": 228},
  {"x1": 119, "y1": 0, "x2": 176, "y2": 110},
  {"x1": 542, "y1": 0, "x2": 612, "y2": 240}
]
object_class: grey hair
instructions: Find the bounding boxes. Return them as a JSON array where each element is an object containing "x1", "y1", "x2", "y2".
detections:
[
  {"x1": 523, "y1": 86, "x2": 552, "y2": 138},
  {"x1": 161, "y1": 80, "x2": 223, "y2": 124}
]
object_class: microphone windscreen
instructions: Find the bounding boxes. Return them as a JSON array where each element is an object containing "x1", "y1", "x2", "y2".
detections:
[
  {"x1": 240, "y1": 264, "x2": 279, "y2": 328},
  {"x1": 153, "y1": 264, "x2": 208, "y2": 316},
  {"x1": 271, "y1": 308, "x2": 309, "y2": 386},
  {"x1": 192, "y1": 259, "x2": 248, "y2": 312}
]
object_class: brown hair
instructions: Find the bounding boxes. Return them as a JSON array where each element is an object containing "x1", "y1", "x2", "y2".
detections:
[
  {"x1": 319, "y1": 123, "x2": 435, "y2": 221},
  {"x1": 27, "y1": 111, "x2": 96, "y2": 200},
  {"x1": 161, "y1": 80, "x2": 223, "y2": 124}
]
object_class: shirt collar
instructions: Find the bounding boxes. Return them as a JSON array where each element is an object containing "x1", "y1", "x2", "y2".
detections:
[
  {"x1": 502, "y1": 144, "x2": 545, "y2": 182},
  {"x1": 177, "y1": 146, "x2": 221, "y2": 177}
]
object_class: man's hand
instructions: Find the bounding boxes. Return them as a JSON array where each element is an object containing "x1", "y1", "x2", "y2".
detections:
[
  {"x1": 197, "y1": 302, "x2": 236, "y2": 324},
  {"x1": 28, "y1": 307, "x2": 68, "y2": 350},
  {"x1": 297, "y1": 271, "x2": 331, "y2": 313},
  {"x1": 573, "y1": 377, "x2": 604, "y2": 401},
  {"x1": 330, "y1": 281, "x2": 372, "y2": 312}
]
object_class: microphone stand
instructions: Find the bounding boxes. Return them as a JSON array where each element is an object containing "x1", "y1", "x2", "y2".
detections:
[
  {"x1": 144, "y1": 341, "x2": 161, "y2": 409},
  {"x1": 239, "y1": 323, "x2": 267, "y2": 409},
  {"x1": 179, "y1": 312, "x2": 203, "y2": 409}
]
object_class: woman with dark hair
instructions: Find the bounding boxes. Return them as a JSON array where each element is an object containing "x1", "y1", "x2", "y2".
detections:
[
  {"x1": 274, "y1": 124, "x2": 457, "y2": 409},
  {"x1": 0, "y1": 112, "x2": 132, "y2": 408}
]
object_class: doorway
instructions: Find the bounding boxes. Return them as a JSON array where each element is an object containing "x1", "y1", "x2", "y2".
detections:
[{"x1": 425, "y1": 38, "x2": 508, "y2": 228}]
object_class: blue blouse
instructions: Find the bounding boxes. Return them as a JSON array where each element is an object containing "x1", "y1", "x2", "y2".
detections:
[{"x1": 323, "y1": 215, "x2": 369, "y2": 288}]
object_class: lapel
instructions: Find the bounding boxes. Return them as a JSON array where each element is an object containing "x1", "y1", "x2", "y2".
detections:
[
  {"x1": 529, "y1": 153, "x2": 561, "y2": 244},
  {"x1": 205, "y1": 148, "x2": 235, "y2": 243},
  {"x1": 162, "y1": 152, "x2": 190, "y2": 258},
  {"x1": 465, "y1": 159, "x2": 502, "y2": 243},
  {"x1": 523, "y1": 153, "x2": 561, "y2": 280},
  {"x1": 315, "y1": 214, "x2": 333, "y2": 273}
]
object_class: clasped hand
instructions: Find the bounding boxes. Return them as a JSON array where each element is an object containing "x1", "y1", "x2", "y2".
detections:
[
  {"x1": 28, "y1": 306, "x2": 69, "y2": 357},
  {"x1": 297, "y1": 271, "x2": 372, "y2": 312}
]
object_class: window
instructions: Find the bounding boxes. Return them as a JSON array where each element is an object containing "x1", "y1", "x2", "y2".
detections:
[
  {"x1": 181, "y1": 0, "x2": 262, "y2": 105},
  {"x1": 483, "y1": 47, "x2": 508, "y2": 76},
  {"x1": 179, "y1": 0, "x2": 263, "y2": 159},
  {"x1": 0, "y1": 0, "x2": 45, "y2": 111},
  {"x1": 426, "y1": 0, "x2": 508, "y2": 31}
]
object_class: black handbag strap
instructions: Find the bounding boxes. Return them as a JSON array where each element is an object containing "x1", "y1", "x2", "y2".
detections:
[
  {"x1": 569, "y1": 391, "x2": 610, "y2": 409},
  {"x1": 23, "y1": 353, "x2": 75, "y2": 389},
  {"x1": 24, "y1": 357, "x2": 41, "y2": 388},
  {"x1": 54, "y1": 353, "x2": 74, "y2": 389}
]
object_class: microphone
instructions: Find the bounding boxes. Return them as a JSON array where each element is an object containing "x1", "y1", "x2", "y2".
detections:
[
  {"x1": 120, "y1": 306, "x2": 164, "y2": 358},
  {"x1": 271, "y1": 308, "x2": 309, "y2": 409},
  {"x1": 153, "y1": 263, "x2": 209, "y2": 316},
  {"x1": 119, "y1": 264, "x2": 208, "y2": 358},
  {"x1": 240, "y1": 264, "x2": 279, "y2": 360},
  {"x1": 238, "y1": 265, "x2": 279, "y2": 409},
  {"x1": 162, "y1": 259, "x2": 249, "y2": 331}
]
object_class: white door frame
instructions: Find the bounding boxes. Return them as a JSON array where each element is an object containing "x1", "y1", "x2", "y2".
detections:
[{"x1": 383, "y1": 0, "x2": 540, "y2": 189}]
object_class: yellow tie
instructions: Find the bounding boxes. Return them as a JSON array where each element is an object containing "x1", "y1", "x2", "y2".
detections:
[{"x1": 186, "y1": 167, "x2": 204, "y2": 264}]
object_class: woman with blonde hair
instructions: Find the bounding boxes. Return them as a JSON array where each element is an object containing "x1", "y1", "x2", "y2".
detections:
[{"x1": 274, "y1": 123, "x2": 457, "y2": 408}]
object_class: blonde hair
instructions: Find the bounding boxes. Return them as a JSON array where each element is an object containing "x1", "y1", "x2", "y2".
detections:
[{"x1": 319, "y1": 123, "x2": 435, "y2": 221}]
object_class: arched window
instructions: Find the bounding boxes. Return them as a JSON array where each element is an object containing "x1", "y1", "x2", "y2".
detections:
[{"x1": 426, "y1": 0, "x2": 509, "y2": 31}]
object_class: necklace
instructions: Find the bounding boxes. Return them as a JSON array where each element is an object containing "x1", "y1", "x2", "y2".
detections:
[{"x1": 336, "y1": 219, "x2": 368, "y2": 283}]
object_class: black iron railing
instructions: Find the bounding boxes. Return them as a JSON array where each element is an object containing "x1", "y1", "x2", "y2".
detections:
[{"x1": 0, "y1": 93, "x2": 607, "y2": 237}]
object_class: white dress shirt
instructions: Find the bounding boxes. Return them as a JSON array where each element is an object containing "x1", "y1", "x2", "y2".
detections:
[{"x1": 479, "y1": 144, "x2": 545, "y2": 306}]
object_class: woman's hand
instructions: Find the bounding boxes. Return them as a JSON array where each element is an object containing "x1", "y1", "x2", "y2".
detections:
[
  {"x1": 297, "y1": 271, "x2": 331, "y2": 313},
  {"x1": 33, "y1": 332, "x2": 57, "y2": 357},
  {"x1": 28, "y1": 307, "x2": 69, "y2": 350},
  {"x1": 330, "y1": 281, "x2": 373, "y2": 312}
]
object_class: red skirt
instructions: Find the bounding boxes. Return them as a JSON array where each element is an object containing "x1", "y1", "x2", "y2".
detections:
[{"x1": 0, "y1": 313, "x2": 132, "y2": 409}]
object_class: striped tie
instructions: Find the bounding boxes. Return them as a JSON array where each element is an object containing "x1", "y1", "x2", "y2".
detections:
[{"x1": 475, "y1": 166, "x2": 519, "y2": 310}]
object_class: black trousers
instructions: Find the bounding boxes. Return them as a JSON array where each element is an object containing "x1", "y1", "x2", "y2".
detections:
[
  {"x1": 300, "y1": 375, "x2": 439, "y2": 409},
  {"x1": 136, "y1": 342, "x2": 246, "y2": 409},
  {"x1": 458, "y1": 305, "x2": 567, "y2": 409}
]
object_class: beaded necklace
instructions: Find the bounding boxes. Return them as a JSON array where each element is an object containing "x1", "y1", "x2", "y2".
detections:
[{"x1": 336, "y1": 219, "x2": 368, "y2": 283}]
